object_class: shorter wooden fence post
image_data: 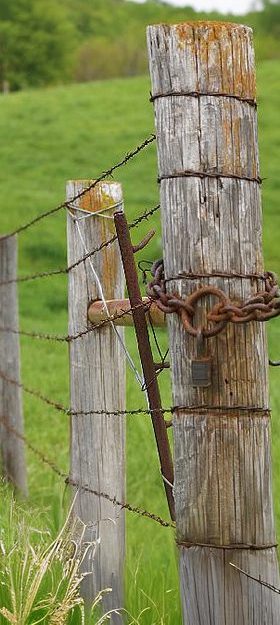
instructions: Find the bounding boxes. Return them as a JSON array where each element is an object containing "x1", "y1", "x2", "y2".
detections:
[
  {"x1": 0, "y1": 235, "x2": 28, "y2": 496},
  {"x1": 67, "y1": 181, "x2": 125, "y2": 623}
]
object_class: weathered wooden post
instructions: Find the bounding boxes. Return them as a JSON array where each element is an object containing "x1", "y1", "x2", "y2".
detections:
[
  {"x1": 0, "y1": 235, "x2": 28, "y2": 496},
  {"x1": 67, "y1": 181, "x2": 125, "y2": 622},
  {"x1": 147, "y1": 22, "x2": 280, "y2": 623}
]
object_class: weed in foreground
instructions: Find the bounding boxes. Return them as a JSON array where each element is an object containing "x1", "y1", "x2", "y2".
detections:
[{"x1": 0, "y1": 483, "x2": 117, "y2": 625}]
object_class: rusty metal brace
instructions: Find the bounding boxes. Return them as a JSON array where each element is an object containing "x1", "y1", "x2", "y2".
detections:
[{"x1": 114, "y1": 210, "x2": 175, "y2": 521}]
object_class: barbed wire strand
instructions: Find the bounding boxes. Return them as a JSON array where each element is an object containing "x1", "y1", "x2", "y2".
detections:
[
  {"x1": 0, "y1": 204, "x2": 160, "y2": 287},
  {"x1": 0, "y1": 368, "x2": 170, "y2": 417},
  {"x1": 0, "y1": 414, "x2": 174, "y2": 529},
  {"x1": 0, "y1": 414, "x2": 66, "y2": 478},
  {"x1": 230, "y1": 562, "x2": 280, "y2": 594},
  {"x1": 1, "y1": 134, "x2": 156, "y2": 241},
  {"x1": 0, "y1": 300, "x2": 153, "y2": 343},
  {"x1": 0, "y1": 370, "x2": 267, "y2": 419}
]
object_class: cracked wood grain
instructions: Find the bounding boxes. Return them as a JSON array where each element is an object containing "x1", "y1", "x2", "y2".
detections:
[
  {"x1": 0, "y1": 235, "x2": 28, "y2": 496},
  {"x1": 67, "y1": 181, "x2": 125, "y2": 623},
  {"x1": 147, "y1": 21, "x2": 280, "y2": 624}
]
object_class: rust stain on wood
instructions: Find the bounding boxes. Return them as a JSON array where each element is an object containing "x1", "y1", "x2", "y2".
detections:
[
  {"x1": 171, "y1": 22, "x2": 256, "y2": 99},
  {"x1": 79, "y1": 183, "x2": 118, "y2": 299}
]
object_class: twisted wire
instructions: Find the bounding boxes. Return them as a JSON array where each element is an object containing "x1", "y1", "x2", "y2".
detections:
[
  {"x1": 0, "y1": 204, "x2": 160, "y2": 287},
  {"x1": 0, "y1": 301, "x2": 152, "y2": 343},
  {"x1": 0, "y1": 371, "x2": 269, "y2": 418},
  {"x1": 2, "y1": 134, "x2": 156, "y2": 241}
]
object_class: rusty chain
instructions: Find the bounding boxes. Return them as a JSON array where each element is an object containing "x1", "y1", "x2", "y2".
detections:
[{"x1": 147, "y1": 260, "x2": 280, "y2": 338}]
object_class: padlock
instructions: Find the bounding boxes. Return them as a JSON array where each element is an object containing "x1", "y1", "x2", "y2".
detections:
[{"x1": 191, "y1": 331, "x2": 212, "y2": 388}]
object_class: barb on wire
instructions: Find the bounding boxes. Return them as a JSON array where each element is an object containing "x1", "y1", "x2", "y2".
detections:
[
  {"x1": 66, "y1": 477, "x2": 175, "y2": 528},
  {"x1": 0, "y1": 414, "x2": 174, "y2": 529},
  {"x1": 0, "y1": 370, "x2": 268, "y2": 418},
  {"x1": 0, "y1": 414, "x2": 66, "y2": 479},
  {"x1": 230, "y1": 562, "x2": 280, "y2": 594},
  {"x1": 2, "y1": 134, "x2": 156, "y2": 241},
  {"x1": 0, "y1": 369, "x2": 69, "y2": 413},
  {"x1": 0, "y1": 367, "x2": 172, "y2": 417},
  {"x1": 0, "y1": 301, "x2": 152, "y2": 343},
  {"x1": 0, "y1": 204, "x2": 160, "y2": 287}
]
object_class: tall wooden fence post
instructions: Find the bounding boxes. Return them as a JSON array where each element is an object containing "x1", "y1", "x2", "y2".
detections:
[
  {"x1": 67, "y1": 181, "x2": 125, "y2": 622},
  {"x1": 147, "y1": 22, "x2": 280, "y2": 623},
  {"x1": 0, "y1": 235, "x2": 28, "y2": 496}
]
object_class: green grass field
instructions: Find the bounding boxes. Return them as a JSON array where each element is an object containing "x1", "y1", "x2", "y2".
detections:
[{"x1": 0, "y1": 59, "x2": 279, "y2": 623}]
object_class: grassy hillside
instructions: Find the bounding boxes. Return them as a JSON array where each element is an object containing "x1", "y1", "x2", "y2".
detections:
[{"x1": 0, "y1": 59, "x2": 279, "y2": 622}]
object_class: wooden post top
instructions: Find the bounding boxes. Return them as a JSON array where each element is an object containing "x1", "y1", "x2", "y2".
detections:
[
  {"x1": 147, "y1": 21, "x2": 256, "y2": 100},
  {"x1": 67, "y1": 180, "x2": 122, "y2": 214}
]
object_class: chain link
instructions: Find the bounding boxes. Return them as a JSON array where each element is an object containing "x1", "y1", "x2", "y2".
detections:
[{"x1": 148, "y1": 260, "x2": 280, "y2": 338}]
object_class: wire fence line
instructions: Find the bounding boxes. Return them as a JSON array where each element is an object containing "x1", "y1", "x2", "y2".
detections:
[
  {"x1": 0, "y1": 132, "x2": 178, "y2": 532},
  {"x1": 1, "y1": 134, "x2": 156, "y2": 241},
  {"x1": 2, "y1": 369, "x2": 267, "y2": 422},
  {"x1": 0, "y1": 368, "x2": 172, "y2": 418},
  {"x1": 0, "y1": 302, "x2": 152, "y2": 343},
  {"x1": 0, "y1": 413, "x2": 174, "y2": 530},
  {"x1": 0, "y1": 203, "x2": 160, "y2": 288}
]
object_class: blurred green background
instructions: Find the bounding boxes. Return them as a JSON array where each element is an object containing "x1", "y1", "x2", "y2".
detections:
[{"x1": 0, "y1": 0, "x2": 279, "y2": 91}]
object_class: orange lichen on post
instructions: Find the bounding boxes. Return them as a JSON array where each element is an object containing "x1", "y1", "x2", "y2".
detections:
[
  {"x1": 168, "y1": 21, "x2": 256, "y2": 99},
  {"x1": 68, "y1": 180, "x2": 121, "y2": 298}
]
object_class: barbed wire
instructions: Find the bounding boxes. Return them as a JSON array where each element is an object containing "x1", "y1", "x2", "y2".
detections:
[
  {"x1": 0, "y1": 300, "x2": 152, "y2": 342},
  {"x1": 0, "y1": 414, "x2": 66, "y2": 478},
  {"x1": 0, "y1": 413, "x2": 174, "y2": 529},
  {"x1": 0, "y1": 367, "x2": 171, "y2": 417},
  {"x1": 0, "y1": 204, "x2": 160, "y2": 287},
  {"x1": 0, "y1": 370, "x2": 268, "y2": 419},
  {"x1": 230, "y1": 562, "x2": 280, "y2": 594},
  {"x1": 1, "y1": 135, "x2": 156, "y2": 241}
]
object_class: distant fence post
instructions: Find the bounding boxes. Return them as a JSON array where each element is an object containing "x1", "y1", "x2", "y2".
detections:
[
  {"x1": 67, "y1": 180, "x2": 125, "y2": 622},
  {"x1": 0, "y1": 235, "x2": 28, "y2": 496},
  {"x1": 147, "y1": 21, "x2": 280, "y2": 623}
]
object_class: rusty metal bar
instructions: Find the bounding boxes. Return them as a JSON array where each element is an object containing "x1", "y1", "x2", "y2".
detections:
[
  {"x1": 114, "y1": 210, "x2": 175, "y2": 521},
  {"x1": 88, "y1": 297, "x2": 166, "y2": 328}
]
